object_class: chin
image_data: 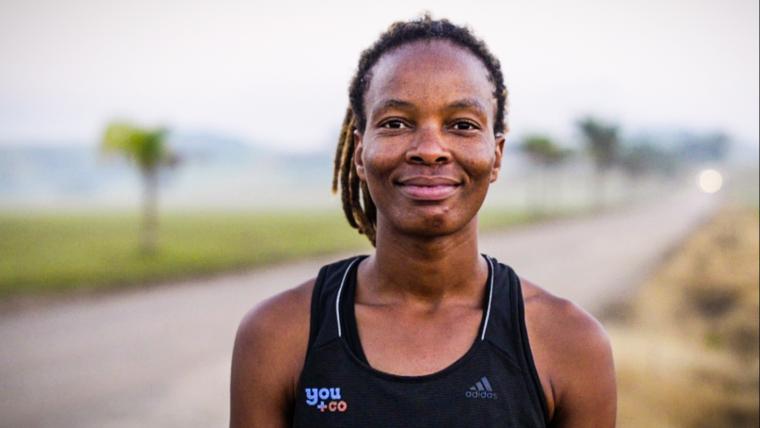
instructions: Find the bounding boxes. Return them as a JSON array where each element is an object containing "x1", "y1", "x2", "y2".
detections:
[{"x1": 384, "y1": 208, "x2": 476, "y2": 239}]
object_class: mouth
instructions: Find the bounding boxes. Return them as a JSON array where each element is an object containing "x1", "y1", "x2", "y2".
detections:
[{"x1": 395, "y1": 176, "x2": 462, "y2": 201}]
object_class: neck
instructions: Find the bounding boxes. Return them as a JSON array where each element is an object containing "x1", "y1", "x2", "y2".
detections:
[{"x1": 360, "y1": 216, "x2": 487, "y2": 305}]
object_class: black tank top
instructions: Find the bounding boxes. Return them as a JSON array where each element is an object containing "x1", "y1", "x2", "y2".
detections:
[{"x1": 292, "y1": 255, "x2": 548, "y2": 427}]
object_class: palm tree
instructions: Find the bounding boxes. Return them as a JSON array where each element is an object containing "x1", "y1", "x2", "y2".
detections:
[
  {"x1": 577, "y1": 117, "x2": 620, "y2": 208},
  {"x1": 101, "y1": 122, "x2": 176, "y2": 253},
  {"x1": 519, "y1": 134, "x2": 572, "y2": 211},
  {"x1": 520, "y1": 135, "x2": 572, "y2": 167}
]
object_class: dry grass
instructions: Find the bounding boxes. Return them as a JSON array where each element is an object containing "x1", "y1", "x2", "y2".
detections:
[{"x1": 605, "y1": 205, "x2": 759, "y2": 428}]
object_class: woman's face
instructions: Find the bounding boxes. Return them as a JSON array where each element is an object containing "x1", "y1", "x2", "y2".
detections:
[{"x1": 354, "y1": 40, "x2": 504, "y2": 239}]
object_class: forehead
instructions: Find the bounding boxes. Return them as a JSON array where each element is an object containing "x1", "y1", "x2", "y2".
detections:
[{"x1": 364, "y1": 40, "x2": 495, "y2": 114}]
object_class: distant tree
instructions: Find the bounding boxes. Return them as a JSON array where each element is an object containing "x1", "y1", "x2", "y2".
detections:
[
  {"x1": 616, "y1": 142, "x2": 667, "y2": 201},
  {"x1": 578, "y1": 117, "x2": 621, "y2": 207},
  {"x1": 519, "y1": 135, "x2": 573, "y2": 210},
  {"x1": 100, "y1": 122, "x2": 177, "y2": 253},
  {"x1": 619, "y1": 143, "x2": 656, "y2": 178},
  {"x1": 520, "y1": 135, "x2": 572, "y2": 167},
  {"x1": 619, "y1": 142, "x2": 678, "y2": 178},
  {"x1": 677, "y1": 131, "x2": 731, "y2": 163}
]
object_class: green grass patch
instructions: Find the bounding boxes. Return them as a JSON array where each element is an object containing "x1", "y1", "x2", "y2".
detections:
[
  {"x1": 479, "y1": 206, "x2": 584, "y2": 230},
  {"x1": 0, "y1": 211, "x2": 367, "y2": 298},
  {"x1": 0, "y1": 207, "x2": 560, "y2": 299}
]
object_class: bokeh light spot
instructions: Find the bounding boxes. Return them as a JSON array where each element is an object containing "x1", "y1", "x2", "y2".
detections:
[{"x1": 697, "y1": 169, "x2": 723, "y2": 194}]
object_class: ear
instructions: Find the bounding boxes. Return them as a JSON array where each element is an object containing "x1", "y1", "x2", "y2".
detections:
[
  {"x1": 353, "y1": 130, "x2": 366, "y2": 181},
  {"x1": 490, "y1": 133, "x2": 505, "y2": 183}
]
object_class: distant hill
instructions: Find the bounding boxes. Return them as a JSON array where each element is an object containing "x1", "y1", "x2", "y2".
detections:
[{"x1": 0, "y1": 133, "x2": 336, "y2": 210}]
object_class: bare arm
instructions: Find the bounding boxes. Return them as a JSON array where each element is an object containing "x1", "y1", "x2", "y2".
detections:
[
  {"x1": 230, "y1": 280, "x2": 314, "y2": 428},
  {"x1": 549, "y1": 305, "x2": 616, "y2": 427},
  {"x1": 522, "y1": 279, "x2": 617, "y2": 428}
]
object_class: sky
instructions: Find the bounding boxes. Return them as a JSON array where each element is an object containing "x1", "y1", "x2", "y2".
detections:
[{"x1": 1, "y1": 0, "x2": 758, "y2": 151}]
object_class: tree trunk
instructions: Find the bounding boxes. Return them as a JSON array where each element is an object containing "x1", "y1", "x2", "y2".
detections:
[
  {"x1": 539, "y1": 167, "x2": 548, "y2": 213},
  {"x1": 140, "y1": 168, "x2": 159, "y2": 254},
  {"x1": 594, "y1": 167, "x2": 607, "y2": 210}
]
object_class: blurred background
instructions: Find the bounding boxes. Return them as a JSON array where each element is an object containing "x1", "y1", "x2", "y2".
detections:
[{"x1": 0, "y1": 0, "x2": 757, "y2": 427}]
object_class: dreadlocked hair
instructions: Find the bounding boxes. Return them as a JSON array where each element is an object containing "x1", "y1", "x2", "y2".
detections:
[{"x1": 332, "y1": 13, "x2": 508, "y2": 246}]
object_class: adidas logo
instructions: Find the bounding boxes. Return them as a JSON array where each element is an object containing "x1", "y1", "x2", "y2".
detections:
[{"x1": 465, "y1": 376, "x2": 498, "y2": 399}]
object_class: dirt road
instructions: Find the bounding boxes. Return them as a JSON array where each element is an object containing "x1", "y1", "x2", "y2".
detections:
[{"x1": 0, "y1": 189, "x2": 718, "y2": 428}]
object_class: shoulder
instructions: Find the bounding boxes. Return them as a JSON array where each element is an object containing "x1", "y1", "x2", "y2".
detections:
[
  {"x1": 230, "y1": 278, "x2": 316, "y2": 427},
  {"x1": 519, "y1": 276, "x2": 616, "y2": 426},
  {"x1": 232, "y1": 278, "x2": 315, "y2": 385},
  {"x1": 520, "y1": 277, "x2": 611, "y2": 356}
]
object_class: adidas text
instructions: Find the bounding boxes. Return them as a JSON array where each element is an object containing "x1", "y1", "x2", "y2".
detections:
[{"x1": 465, "y1": 376, "x2": 498, "y2": 400}]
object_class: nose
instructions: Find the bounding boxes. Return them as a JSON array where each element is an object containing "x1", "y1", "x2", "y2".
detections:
[{"x1": 405, "y1": 126, "x2": 451, "y2": 165}]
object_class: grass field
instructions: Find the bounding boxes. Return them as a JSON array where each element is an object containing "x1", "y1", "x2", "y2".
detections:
[
  {"x1": 605, "y1": 205, "x2": 759, "y2": 427},
  {"x1": 0, "y1": 207, "x2": 556, "y2": 299}
]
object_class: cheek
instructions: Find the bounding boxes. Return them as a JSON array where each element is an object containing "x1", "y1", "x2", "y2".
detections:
[
  {"x1": 457, "y1": 146, "x2": 496, "y2": 180},
  {"x1": 361, "y1": 143, "x2": 399, "y2": 180}
]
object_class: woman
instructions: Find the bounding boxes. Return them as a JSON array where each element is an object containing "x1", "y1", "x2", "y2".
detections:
[{"x1": 231, "y1": 15, "x2": 616, "y2": 427}]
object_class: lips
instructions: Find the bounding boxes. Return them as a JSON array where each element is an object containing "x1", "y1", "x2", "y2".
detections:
[{"x1": 396, "y1": 176, "x2": 462, "y2": 201}]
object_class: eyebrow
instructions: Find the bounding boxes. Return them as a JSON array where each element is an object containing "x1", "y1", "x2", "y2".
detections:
[
  {"x1": 370, "y1": 98, "x2": 416, "y2": 118},
  {"x1": 444, "y1": 98, "x2": 489, "y2": 117},
  {"x1": 370, "y1": 97, "x2": 490, "y2": 120}
]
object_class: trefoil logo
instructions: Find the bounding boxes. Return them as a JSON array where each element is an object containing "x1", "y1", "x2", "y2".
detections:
[{"x1": 465, "y1": 376, "x2": 498, "y2": 399}]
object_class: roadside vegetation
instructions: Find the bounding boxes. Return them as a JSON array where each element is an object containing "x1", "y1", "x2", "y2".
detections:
[
  {"x1": 605, "y1": 205, "x2": 759, "y2": 427},
  {"x1": 0, "y1": 207, "x2": 560, "y2": 299},
  {"x1": 2, "y1": 113, "x2": 735, "y2": 301},
  {"x1": 100, "y1": 121, "x2": 178, "y2": 253}
]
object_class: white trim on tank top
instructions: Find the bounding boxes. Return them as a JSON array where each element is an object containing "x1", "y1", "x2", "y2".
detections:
[
  {"x1": 481, "y1": 255, "x2": 495, "y2": 340},
  {"x1": 335, "y1": 257, "x2": 360, "y2": 338},
  {"x1": 336, "y1": 254, "x2": 496, "y2": 340}
]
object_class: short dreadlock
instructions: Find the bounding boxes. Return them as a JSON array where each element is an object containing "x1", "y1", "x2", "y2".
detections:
[{"x1": 331, "y1": 14, "x2": 508, "y2": 246}]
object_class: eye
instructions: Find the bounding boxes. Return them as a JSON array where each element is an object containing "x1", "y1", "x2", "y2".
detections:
[
  {"x1": 450, "y1": 120, "x2": 480, "y2": 131},
  {"x1": 379, "y1": 119, "x2": 410, "y2": 129}
]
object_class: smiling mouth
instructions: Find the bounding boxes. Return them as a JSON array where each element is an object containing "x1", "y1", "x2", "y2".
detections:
[
  {"x1": 397, "y1": 184, "x2": 460, "y2": 201},
  {"x1": 395, "y1": 176, "x2": 462, "y2": 201}
]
